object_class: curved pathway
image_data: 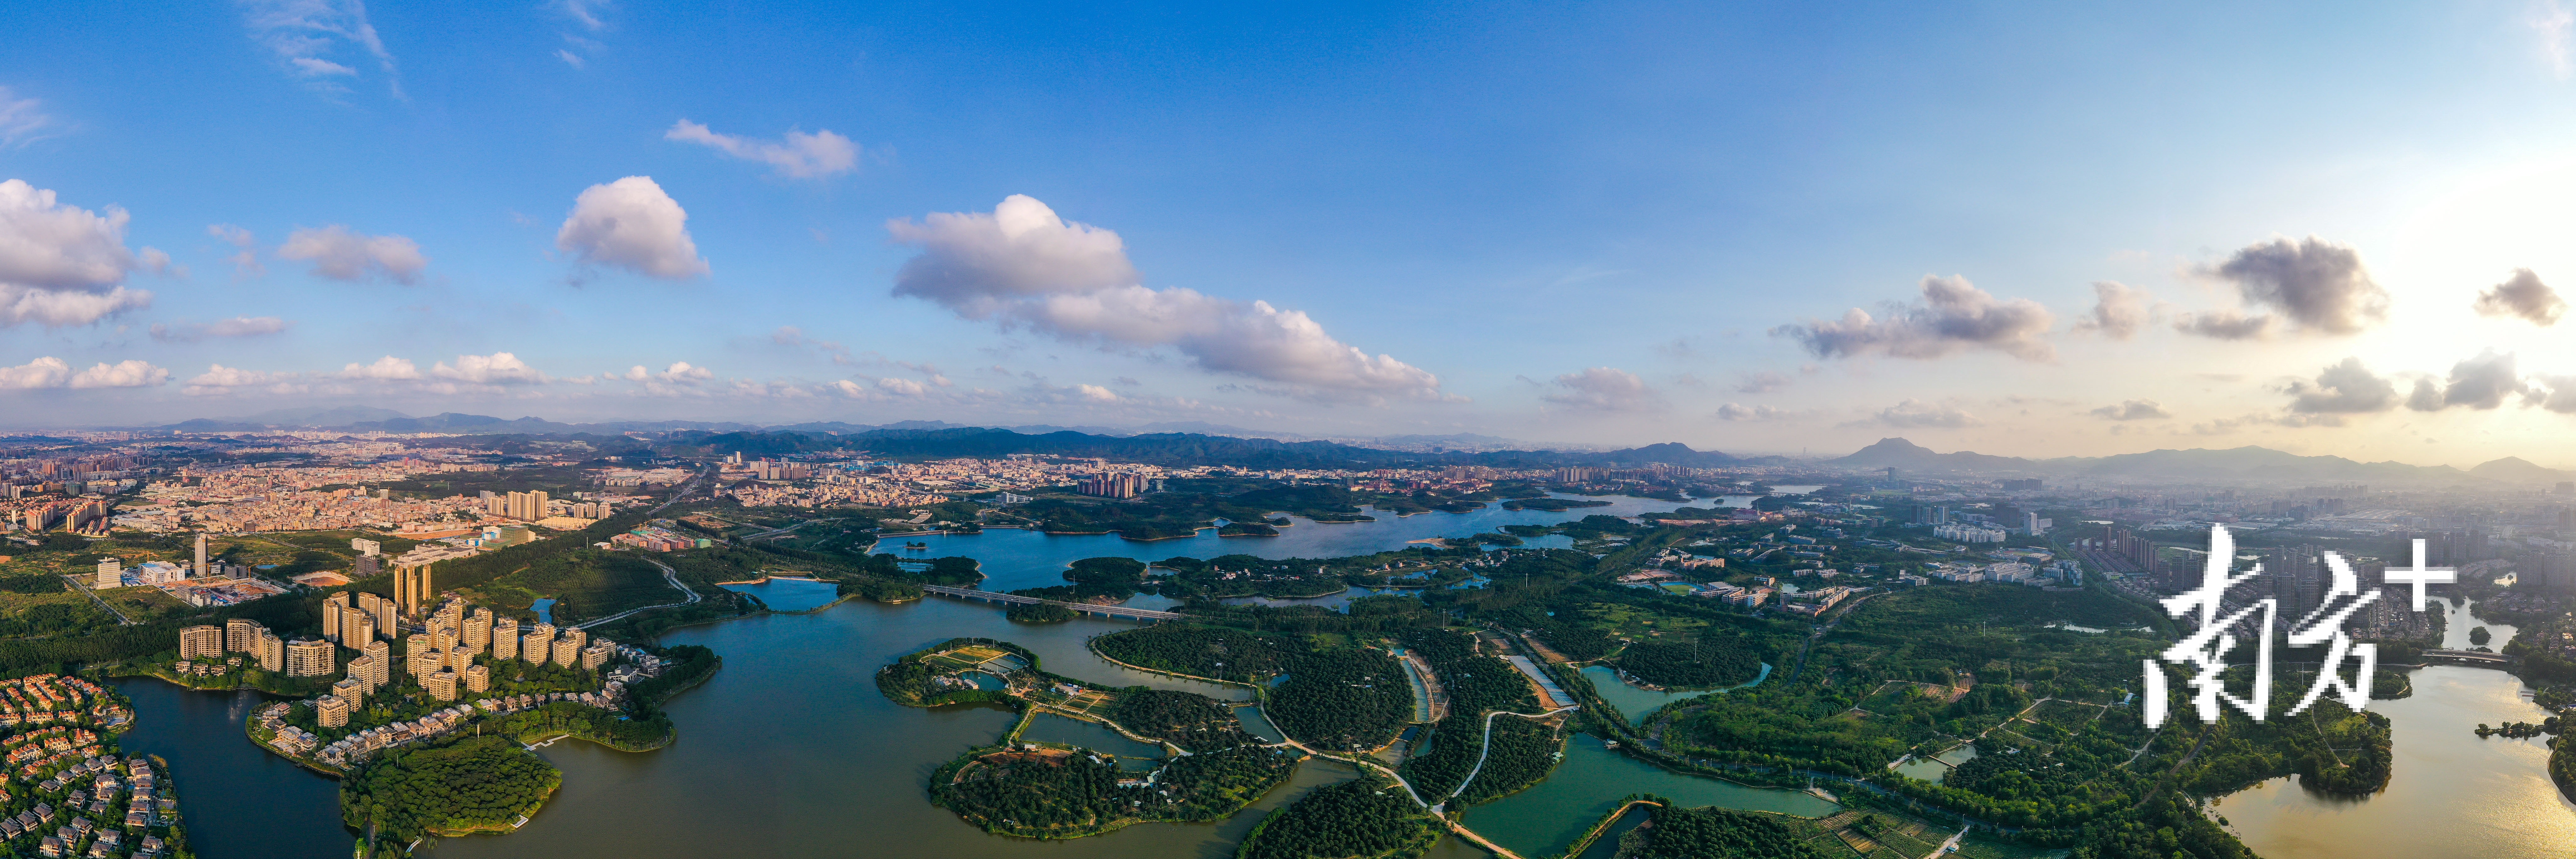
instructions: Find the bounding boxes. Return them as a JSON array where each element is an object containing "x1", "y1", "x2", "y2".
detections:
[
  {"x1": 574, "y1": 557, "x2": 703, "y2": 630},
  {"x1": 1435, "y1": 707, "x2": 1578, "y2": 810}
]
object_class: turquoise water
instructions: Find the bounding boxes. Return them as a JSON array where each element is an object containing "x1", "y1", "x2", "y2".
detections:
[
  {"x1": 1578, "y1": 663, "x2": 1771, "y2": 725},
  {"x1": 896, "y1": 494, "x2": 1685, "y2": 592},
  {"x1": 1457, "y1": 734, "x2": 1838, "y2": 856},
  {"x1": 720, "y1": 578, "x2": 843, "y2": 612},
  {"x1": 1018, "y1": 712, "x2": 1167, "y2": 759},
  {"x1": 530, "y1": 597, "x2": 555, "y2": 624}
]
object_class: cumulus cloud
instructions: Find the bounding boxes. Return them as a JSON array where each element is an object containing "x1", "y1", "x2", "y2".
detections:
[
  {"x1": 2090, "y1": 399, "x2": 2171, "y2": 420},
  {"x1": 1539, "y1": 367, "x2": 1662, "y2": 412},
  {"x1": 1735, "y1": 370, "x2": 1792, "y2": 393},
  {"x1": 665, "y1": 120, "x2": 858, "y2": 179},
  {"x1": 557, "y1": 177, "x2": 708, "y2": 280},
  {"x1": 2531, "y1": 374, "x2": 2576, "y2": 413},
  {"x1": 2073, "y1": 281, "x2": 2152, "y2": 339},
  {"x1": 886, "y1": 195, "x2": 1447, "y2": 402},
  {"x1": 339, "y1": 355, "x2": 421, "y2": 380},
  {"x1": 2473, "y1": 269, "x2": 2565, "y2": 325},
  {"x1": 0, "y1": 86, "x2": 56, "y2": 147},
  {"x1": 432, "y1": 352, "x2": 547, "y2": 385},
  {"x1": 2406, "y1": 350, "x2": 2526, "y2": 411},
  {"x1": 0, "y1": 180, "x2": 154, "y2": 327},
  {"x1": 1075, "y1": 383, "x2": 1120, "y2": 402},
  {"x1": 277, "y1": 225, "x2": 426, "y2": 284},
  {"x1": 2172, "y1": 309, "x2": 2277, "y2": 340},
  {"x1": 1715, "y1": 402, "x2": 1792, "y2": 421},
  {"x1": 180, "y1": 364, "x2": 303, "y2": 395},
  {"x1": 150, "y1": 316, "x2": 292, "y2": 343},
  {"x1": 1772, "y1": 275, "x2": 2055, "y2": 362},
  {"x1": 238, "y1": 0, "x2": 401, "y2": 96},
  {"x1": 208, "y1": 224, "x2": 262, "y2": 277},
  {"x1": 1858, "y1": 398, "x2": 1982, "y2": 428},
  {"x1": 0, "y1": 357, "x2": 169, "y2": 390},
  {"x1": 2282, "y1": 357, "x2": 2400, "y2": 413},
  {"x1": 2198, "y1": 235, "x2": 2390, "y2": 335},
  {"x1": 0, "y1": 357, "x2": 70, "y2": 390}
]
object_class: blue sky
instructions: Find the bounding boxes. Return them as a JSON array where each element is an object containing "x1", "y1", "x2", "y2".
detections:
[{"x1": 7, "y1": 1, "x2": 2576, "y2": 464}]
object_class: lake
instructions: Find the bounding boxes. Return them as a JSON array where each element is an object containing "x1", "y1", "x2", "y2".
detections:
[{"x1": 2212, "y1": 664, "x2": 2576, "y2": 859}]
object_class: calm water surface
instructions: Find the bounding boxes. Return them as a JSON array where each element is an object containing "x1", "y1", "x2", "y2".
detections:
[
  {"x1": 1578, "y1": 663, "x2": 1771, "y2": 725},
  {"x1": 2213, "y1": 665, "x2": 2576, "y2": 859},
  {"x1": 1458, "y1": 733, "x2": 1836, "y2": 857},
  {"x1": 109, "y1": 681, "x2": 351, "y2": 859}
]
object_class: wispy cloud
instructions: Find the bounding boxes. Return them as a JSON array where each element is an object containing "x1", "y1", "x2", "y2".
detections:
[
  {"x1": 238, "y1": 0, "x2": 402, "y2": 97},
  {"x1": 0, "y1": 86, "x2": 57, "y2": 147},
  {"x1": 2536, "y1": 1, "x2": 2575, "y2": 80}
]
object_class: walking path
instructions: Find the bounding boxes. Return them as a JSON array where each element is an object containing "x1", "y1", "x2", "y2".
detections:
[
  {"x1": 60, "y1": 574, "x2": 134, "y2": 625},
  {"x1": 1433, "y1": 707, "x2": 1577, "y2": 811},
  {"x1": 574, "y1": 558, "x2": 703, "y2": 630},
  {"x1": 1923, "y1": 825, "x2": 1968, "y2": 858}
]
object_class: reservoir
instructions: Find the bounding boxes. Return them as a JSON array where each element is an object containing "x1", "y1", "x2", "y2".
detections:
[{"x1": 2211, "y1": 664, "x2": 2576, "y2": 859}]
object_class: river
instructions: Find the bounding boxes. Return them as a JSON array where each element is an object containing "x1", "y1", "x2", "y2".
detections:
[{"x1": 2212, "y1": 598, "x2": 2572, "y2": 858}]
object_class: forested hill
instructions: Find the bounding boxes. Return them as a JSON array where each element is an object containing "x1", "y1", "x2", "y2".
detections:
[{"x1": 655, "y1": 428, "x2": 1760, "y2": 469}]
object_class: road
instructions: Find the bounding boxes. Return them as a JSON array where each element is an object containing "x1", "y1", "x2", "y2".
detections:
[
  {"x1": 649, "y1": 467, "x2": 712, "y2": 514},
  {"x1": 1784, "y1": 591, "x2": 1880, "y2": 683},
  {"x1": 1922, "y1": 825, "x2": 1969, "y2": 858},
  {"x1": 573, "y1": 557, "x2": 703, "y2": 630},
  {"x1": 59, "y1": 574, "x2": 134, "y2": 625}
]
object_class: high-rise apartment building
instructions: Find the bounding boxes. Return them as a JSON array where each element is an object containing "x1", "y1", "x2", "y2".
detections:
[
  {"x1": 525, "y1": 624, "x2": 556, "y2": 664},
  {"x1": 252, "y1": 629, "x2": 284, "y2": 673},
  {"x1": 464, "y1": 664, "x2": 490, "y2": 693},
  {"x1": 94, "y1": 558, "x2": 120, "y2": 590},
  {"x1": 424, "y1": 670, "x2": 458, "y2": 702},
  {"x1": 225, "y1": 619, "x2": 264, "y2": 654},
  {"x1": 317, "y1": 695, "x2": 349, "y2": 729},
  {"x1": 285, "y1": 638, "x2": 335, "y2": 677},
  {"x1": 579, "y1": 641, "x2": 613, "y2": 672},
  {"x1": 178, "y1": 625, "x2": 224, "y2": 660},
  {"x1": 193, "y1": 534, "x2": 207, "y2": 577},
  {"x1": 551, "y1": 637, "x2": 580, "y2": 668},
  {"x1": 404, "y1": 635, "x2": 431, "y2": 677},
  {"x1": 322, "y1": 602, "x2": 343, "y2": 644},
  {"x1": 493, "y1": 617, "x2": 519, "y2": 661},
  {"x1": 331, "y1": 677, "x2": 365, "y2": 706},
  {"x1": 448, "y1": 649, "x2": 474, "y2": 673},
  {"x1": 350, "y1": 538, "x2": 380, "y2": 557},
  {"x1": 361, "y1": 640, "x2": 391, "y2": 687}
]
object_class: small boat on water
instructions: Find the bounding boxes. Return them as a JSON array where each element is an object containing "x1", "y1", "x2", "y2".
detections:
[{"x1": 903, "y1": 541, "x2": 929, "y2": 550}]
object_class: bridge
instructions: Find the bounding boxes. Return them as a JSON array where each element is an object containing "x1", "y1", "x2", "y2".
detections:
[
  {"x1": 920, "y1": 585, "x2": 1186, "y2": 621},
  {"x1": 2423, "y1": 649, "x2": 2509, "y2": 665}
]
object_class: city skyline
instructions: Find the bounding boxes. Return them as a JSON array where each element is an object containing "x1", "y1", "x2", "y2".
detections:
[{"x1": 12, "y1": 3, "x2": 2576, "y2": 465}]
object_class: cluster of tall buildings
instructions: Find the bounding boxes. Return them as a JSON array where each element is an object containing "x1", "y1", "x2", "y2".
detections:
[
  {"x1": 1075, "y1": 472, "x2": 1151, "y2": 499},
  {"x1": 482, "y1": 490, "x2": 550, "y2": 521}
]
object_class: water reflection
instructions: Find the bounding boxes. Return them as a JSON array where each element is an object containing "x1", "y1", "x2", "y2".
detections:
[
  {"x1": 1458, "y1": 734, "x2": 1835, "y2": 857},
  {"x1": 2213, "y1": 666, "x2": 2576, "y2": 859}
]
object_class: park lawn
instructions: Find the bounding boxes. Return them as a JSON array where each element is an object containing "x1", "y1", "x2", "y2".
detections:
[{"x1": 1574, "y1": 601, "x2": 1718, "y2": 643}]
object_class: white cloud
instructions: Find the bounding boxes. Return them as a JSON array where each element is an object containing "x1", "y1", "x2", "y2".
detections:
[
  {"x1": 555, "y1": 49, "x2": 585, "y2": 69},
  {"x1": 339, "y1": 355, "x2": 421, "y2": 380},
  {"x1": 277, "y1": 225, "x2": 427, "y2": 284},
  {"x1": 180, "y1": 364, "x2": 303, "y2": 395},
  {"x1": 1857, "y1": 398, "x2": 1981, "y2": 428},
  {"x1": 1715, "y1": 402, "x2": 1792, "y2": 421},
  {"x1": 2073, "y1": 281, "x2": 2151, "y2": 340},
  {"x1": 1773, "y1": 275, "x2": 2055, "y2": 362},
  {"x1": 2172, "y1": 308, "x2": 2277, "y2": 340},
  {"x1": 876, "y1": 377, "x2": 928, "y2": 397},
  {"x1": 239, "y1": 0, "x2": 401, "y2": 96},
  {"x1": 558, "y1": 0, "x2": 611, "y2": 31},
  {"x1": 150, "y1": 316, "x2": 292, "y2": 343},
  {"x1": 665, "y1": 120, "x2": 858, "y2": 179},
  {"x1": 886, "y1": 195, "x2": 1447, "y2": 402},
  {"x1": 2406, "y1": 350, "x2": 2526, "y2": 411},
  {"x1": 66, "y1": 359, "x2": 167, "y2": 389},
  {"x1": 2536, "y1": 1, "x2": 2575, "y2": 80},
  {"x1": 652, "y1": 361, "x2": 712, "y2": 384},
  {"x1": 2473, "y1": 268, "x2": 2566, "y2": 325},
  {"x1": 0, "y1": 86, "x2": 56, "y2": 147},
  {"x1": 136, "y1": 247, "x2": 181, "y2": 277},
  {"x1": 1076, "y1": 383, "x2": 1120, "y2": 402},
  {"x1": 1540, "y1": 367, "x2": 1662, "y2": 412},
  {"x1": 1735, "y1": 370, "x2": 1792, "y2": 393},
  {"x1": 209, "y1": 224, "x2": 263, "y2": 277},
  {"x1": 2090, "y1": 399, "x2": 2171, "y2": 420},
  {"x1": 2194, "y1": 235, "x2": 2389, "y2": 336},
  {"x1": 432, "y1": 352, "x2": 548, "y2": 385},
  {"x1": 0, "y1": 180, "x2": 153, "y2": 327},
  {"x1": 2282, "y1": 357, "x2": 2399, "y2": 413},
  {"x1": 0, "y1": 357, "x2": 70, "y2": 390},
  {"x1": 557, "y1": 176, "x2": 708, "y2": 279}
]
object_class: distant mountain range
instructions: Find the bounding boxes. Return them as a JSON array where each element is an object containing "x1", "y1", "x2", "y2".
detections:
[
  {"x1": 143, "y1": 410, "x2": 1574, "y2": 452},
  {"x1": 1833, "y1": 436, "x2": 2562, "y2": 486}
]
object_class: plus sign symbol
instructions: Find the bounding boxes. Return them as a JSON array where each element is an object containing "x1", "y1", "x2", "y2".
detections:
[{"x1": 2385, "y1": 538, "x2": 2455, "y2": 612}]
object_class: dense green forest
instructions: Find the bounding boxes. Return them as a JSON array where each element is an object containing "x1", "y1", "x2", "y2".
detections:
[
  {"x1": 1094, "y1": 624, "x2": 1302, "y2": 679},
  {"x1": 1236, "y1": 778, "x2": 1439, "y2": 859},
  {"x1": 341, "y1": 736, "x2": 561, "y2": 842},
  {"x1": 933, "y1": 745, "x2": 1296, "y2": 838},
  {"x1": 1108, "y1": 690, "x2": 1261, "y2": 752},
  {"x1": 1615, "y1": 806, "x2": 1828, "y2": 859},
  {"x1": 1399, "y1": 628, "x2": 1535, "y2": 716},
  {"x1": 1265, "y1": 648, "x2": 1414, "y2": 751},
  {"x1": 1613, "y1": 639, "x2": 1762, "y2": 688},
  {"x1": 1400, "y1": 714, "x2": 1563, "y2": 804}
]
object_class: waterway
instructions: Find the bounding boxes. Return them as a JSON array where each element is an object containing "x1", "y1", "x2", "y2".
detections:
[
  {"x1": 105, "y1": 491, "x2": 1894, "y2": 858},
  {"x1": 904, "y1": 493, "x2": 1687, "y2": 592},
  {"x1": 2438, "y1": 596, "x2": 2518, "y2": 650},
  {"x1": 2212, "y1": 665, "x2": 2576, "y2": 859},
  {"x1": 1578, "y1": 663, "x2": 1771, "y2": 724}
]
